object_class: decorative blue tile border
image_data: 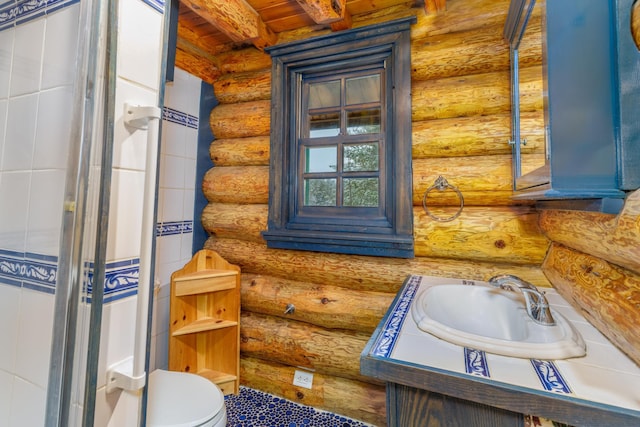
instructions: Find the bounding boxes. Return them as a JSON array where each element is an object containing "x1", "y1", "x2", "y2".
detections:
[
  {"x1": 531, "y1": 359, "x2": 572, "y2": 394},
  {"x1": 0, "y1": 0, "x2": 80, "y2": 31},
  {"x1": 0, "y1": 0, "x2": 163, "y2": 32},
  {"x1": 371, "y1": 275, "x2": 421, "y2": 358},
  {"x1": 156, "y1": 220, "x2": 193, "y2": 237},
  {"x1": 163, "y1": 107, "x2": 199, "y2": 129},
  {"x1": 0, "y1": 248, "x2": 140, "y2": 303},
  {"x1": 142, "y1": 0, "x2": 164, "y2": 14},
  {"x1": 464, "y1": 348, "x2": 490, "y2": 378},
  {"x1": 87, "y1": 258, "x2": 140, "y2": 303},
  {"x1": 0, "y1": 250, "x2": 57, "y2": 294}
]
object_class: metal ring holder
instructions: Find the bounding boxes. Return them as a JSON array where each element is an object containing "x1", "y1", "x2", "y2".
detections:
[{"x1": 422, "y1": 175, "x2": 464, "y2": 222}]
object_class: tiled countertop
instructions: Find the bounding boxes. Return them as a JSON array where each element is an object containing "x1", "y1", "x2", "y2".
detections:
[{"x1": 361, "y1": 275, "x2": 640, "y2": 426}]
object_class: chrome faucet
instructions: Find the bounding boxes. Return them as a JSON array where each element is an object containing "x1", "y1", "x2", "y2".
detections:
[{"x1": 488, "y1": 274, "x2": 555, "y2": 326}]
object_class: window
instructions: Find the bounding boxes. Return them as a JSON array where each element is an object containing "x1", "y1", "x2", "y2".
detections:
[{"x1": 262, "y1": 17, "x2": 415, "y2": 258}]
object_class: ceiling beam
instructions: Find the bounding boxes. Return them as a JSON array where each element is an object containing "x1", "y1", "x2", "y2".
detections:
[
  {"x1": 295, "y1": 0, "x2": 347, "y2": 25},
  {"x1": 181, "y1": 0, "x2": 277, "y2": 50},
  {"x1": 424, "y1": 0, "x2": 447, "y2": 14}
]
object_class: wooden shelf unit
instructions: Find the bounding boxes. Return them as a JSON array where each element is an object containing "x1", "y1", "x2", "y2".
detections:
[{"x1": 168, "y1": 250, "x2": 240, "y2": 395}]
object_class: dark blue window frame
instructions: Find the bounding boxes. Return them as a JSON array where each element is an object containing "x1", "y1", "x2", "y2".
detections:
[{"x1": 262, "y1": 17, "x2": 415, "y2": 258}]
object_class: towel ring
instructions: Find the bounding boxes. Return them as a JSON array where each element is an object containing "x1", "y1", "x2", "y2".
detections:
[{"x1": 422, "y1": 175, "x2": 464, "y2": 222}]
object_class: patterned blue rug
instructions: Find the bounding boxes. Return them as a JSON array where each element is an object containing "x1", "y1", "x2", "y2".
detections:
[{"x1": 224, "y1": 387, "x2": 374, "y2": 427}]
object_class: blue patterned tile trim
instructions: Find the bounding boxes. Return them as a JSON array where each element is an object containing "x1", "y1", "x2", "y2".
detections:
[
  {"x1": 142, "y1": 0, "x2": 164, "y2": 14},
  {"x1": 464, "y1": 348, "x2": 491, "y2": 378},
  {"x1": 0, "y1": 250, "x2": 57, "y2": 294},
  {"x1": 371, "y1": 275, "x2": 421, "y2": 358},
  {"x1": 156, "y1": 220, "x2": 193, "y2": 237},
  {"x1": 87, "y1": 258, "x2": 140, "y2": 303},
  {"x1": 531, "y1": 359, "x2": 572, "y2": 394},
  {"x1": 163, "y1": 107, "x2": 199, "y2": 129},
  {"x1": 0, "y1": 0, "x2": 80, "y2": 31},
  {"x1": 0, "y1": 248, "x2": 140, "y2": 302}
]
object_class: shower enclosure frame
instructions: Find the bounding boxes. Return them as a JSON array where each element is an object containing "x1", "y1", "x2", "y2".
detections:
[{"x1": 44, "y1": 0, "x2": 173, "y2": 425}]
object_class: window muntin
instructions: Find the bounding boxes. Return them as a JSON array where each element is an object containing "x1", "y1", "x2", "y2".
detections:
[{"x1": 301, "y1": 70, "x2": 383, "y2": 210}]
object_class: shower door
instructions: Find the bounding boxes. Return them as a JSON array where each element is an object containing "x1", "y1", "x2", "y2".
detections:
[{"x1": 0, "y1": 0, "x2": 109, "y2": 425}]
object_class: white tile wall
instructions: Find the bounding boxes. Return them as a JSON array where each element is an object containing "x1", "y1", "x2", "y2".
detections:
[
  {"x1": 14, "y1": 289, "x2": 55, "y2": 388},
  {"x1": 151, "y1": 67, "x2": 202, "y2": 372},
  {"x1": 1, "y1": 1, "x2": 201, "y2": 425},
  {"x1": 0, "y1": 2, "x2": 80, "y2": 425},
  {"x1": 33, "y1": 87, "x2": 73, "y2": 170},
  {"x1": 41, "y1": 4, "x2": 80, "y2": 90},
  {"x1": 4, "y1": 94, "x2": 38, "y2": 171},
  {"x1": 10, "y1": 20, "x2": 44, "y2": 97},
  {"x1": 0, "y1": 29, "x2": 14, "y2": 99},
  {"x1": 0, "y1": 171, "x2": 30, "y2": 252}
]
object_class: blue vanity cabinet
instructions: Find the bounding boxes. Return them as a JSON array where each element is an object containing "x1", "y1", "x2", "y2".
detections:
[{"x1": 511, "y1": 0, "x2": 640, "y2": 202}]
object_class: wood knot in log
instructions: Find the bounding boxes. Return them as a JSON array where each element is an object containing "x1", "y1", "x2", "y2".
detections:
[
  {"x1": 581, "y1": 264, "x2": 600, "y2": 277},
  {"x1": 494, "y1": 239, "x2": 506, "y2": 249},
  {"x1": 296, "y1": 391, "x2": 305, "y2": 400},
  {"x1": 250, "y1": 279, "x2": 257, "y2": 286},
  {"x1": 321, "y1": 297, "x2": 330, "y2": 304}
]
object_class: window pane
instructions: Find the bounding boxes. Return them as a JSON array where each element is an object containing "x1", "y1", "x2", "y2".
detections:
[
  {"x1": 309, "y1": 113, "x2": 340, "y2": 138},
  {"x1": 304, "y1": 178, "x2": 337, "y2": 206},
  {"x1": 347, "y1": 109, "x2": 380, "y2": 135},
  {"x1": 343, "y1": 178, "x2": 379, "y2": 207},
  {"x1": 346, "y1": 75, "x2": 380, "y2": 105},
  {"x1": 305, "y1": 146, "x2": 337, "y2": 172},
  {"x1": 309, "y1": 80, "x2": 340, "y2": 109},
  {"x1": 344, "y1": 143, "x2": 379, "y2": 172}
]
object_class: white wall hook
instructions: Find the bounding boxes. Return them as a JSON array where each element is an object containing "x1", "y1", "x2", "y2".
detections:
[
  {"x1": 124, "y1": 102, "x2": 161, "y2": 130},
  {"x1": 106, "y1": 356, "x2": 146, "y2": 393}
]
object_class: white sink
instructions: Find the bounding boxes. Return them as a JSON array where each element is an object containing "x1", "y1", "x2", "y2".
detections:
[{"x1": 410, "y1": 284, "x2": 586, "y2": 360}]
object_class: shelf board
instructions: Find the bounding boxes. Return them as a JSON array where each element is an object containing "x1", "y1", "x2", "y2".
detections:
[
  {"x1": 197, "y1": 369, "x2": 238, "y2": 384},
  {"x1": 172, "y1": 318, "x2": 238, "y2": 336},
  {"x1": 174, "y1": 269, "x2": 238, "y2": 296}
]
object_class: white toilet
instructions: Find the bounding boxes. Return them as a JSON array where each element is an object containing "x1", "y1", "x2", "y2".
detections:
[{"x1": 147, "y1": 369, "x2": 227, "y2": 427}]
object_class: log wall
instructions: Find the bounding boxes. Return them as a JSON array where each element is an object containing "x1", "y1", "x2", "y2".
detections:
[
  {"x1": 200, "y1": 1, "x2": 554, "y2": 424},
  {"x1": 539, "y1": 190, "x2": 640, "y2": 367},
  {"x1": 197, "y1": 0, "x2": 639, "y2": 423}
]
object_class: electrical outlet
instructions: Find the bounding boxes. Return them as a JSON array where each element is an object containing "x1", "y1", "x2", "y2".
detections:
[{"x1": 293, "y1": 369, "x2": 313, "y2": 389}]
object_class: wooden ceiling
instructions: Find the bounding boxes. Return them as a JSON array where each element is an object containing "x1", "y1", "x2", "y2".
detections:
[{"x1": 176, "y1": 0, "x2": 446, "y2": 83}]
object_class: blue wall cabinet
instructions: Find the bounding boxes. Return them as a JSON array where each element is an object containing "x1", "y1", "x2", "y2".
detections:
[{"x1": 507, "y1": 0, "x2": 640, "y2": 204}]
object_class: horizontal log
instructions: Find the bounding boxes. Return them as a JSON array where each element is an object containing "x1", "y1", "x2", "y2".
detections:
[
  {"x1": 209, "y1": 112, "x2": 543, "y2": 166},
  {"x1": 542, "y1": 244, "x2": 640, "y2": 367},
  {"x1": 539, "y1": 189, "x2": 640, "y2": 275},
  {"x1": 200, "y1": 202, "x2": 547, "y2": 265},
  {"x1": 413, "y1": 155, "x2": 512, "y2": 195},
  {"x1": 411, "y1": 70, "x2": 510, "y2": 121},
  {"x1": 411, "y1": 23, "x2": 510, "y2": 82},
  {"x1": 202, "y1": 166, "x2": 269, "y2": 204},
  {"x1": 239, "y1": 312, "x2": 374, "y2": 384},
  {"x1": 209, "y1": 100, "x2": 270, "y2": 139},
  {"x1": 413, "y1": 0, "x2": 510, "y2": 38},
  {"x1": 412, "y1": 111, "x2": 544, "y2": 158},
  {"x1": 209, "y1": 135, "x2": 270, "y2": 166},
  {"x1": 240, "y1": 356, "x2": 386, "y2": 426},
  {"x1": 201, "y1": 156, "x2": 544, "y2": 206},
  {"x1": 204, "y1": 237, "x2": 551, "y2": 291},
  {"x1": 216, "y1": 47, "x2": 272, "y2": 75},
  {"x1": 411, "y1": 66, "x2": 542, "y2": 121},
  {"x1": 201, "y1": 203, "x2": 267, "y2": 242},
  {"x1": 518, "y1": 65, "x2": 545, "y2": 113},
  {"x1": 213, "y1": 68, "x2": 271, "y2": 104},
  {"x1": 241, "y1": 273, "x2": 394, "y2": 332},
  {"x1": 414, "y1": 206, "x2": 549, "y2": 264},
  {"x1": 175, "y1": 45, "x2": 220, "y2": 85}
]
